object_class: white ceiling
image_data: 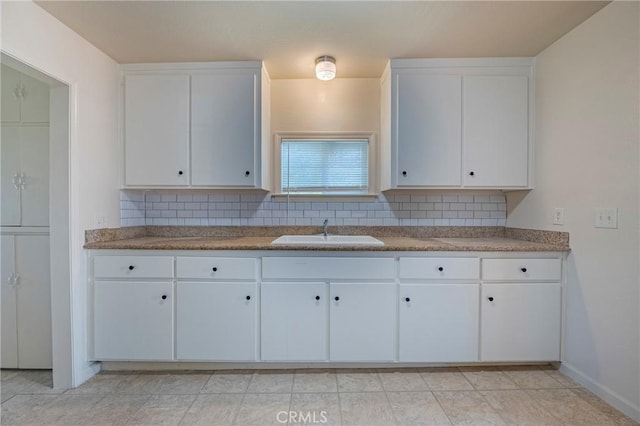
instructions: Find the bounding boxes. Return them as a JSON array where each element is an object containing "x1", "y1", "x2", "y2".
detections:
[{"x1": 35, "y1": 1, "x2": 609, "y2": 79}]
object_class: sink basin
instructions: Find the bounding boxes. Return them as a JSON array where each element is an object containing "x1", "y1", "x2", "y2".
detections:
[{"x1": 271, "y1": 235, "x2": 384, "y2": 246}]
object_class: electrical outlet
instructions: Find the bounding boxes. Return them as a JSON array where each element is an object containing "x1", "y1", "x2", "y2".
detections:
[
  {"x1": 595, "y1": 208, "x2": 618, "y2": 229},
  {"x1": 553, "y1": 208, "x2": 564, "y2": 225}
]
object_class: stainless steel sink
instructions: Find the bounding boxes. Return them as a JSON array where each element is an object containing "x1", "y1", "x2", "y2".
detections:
[{"x1": 271, "y1": 235, "x2": 384, "y2": 246}]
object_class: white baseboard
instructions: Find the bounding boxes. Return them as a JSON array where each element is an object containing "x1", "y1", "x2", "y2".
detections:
[
  {"x1": 74, "y1": 362, "x2": 101, "y2": 388},
  {"x1": 559, "y1": 362, "x2": 640, "y2": 422}
]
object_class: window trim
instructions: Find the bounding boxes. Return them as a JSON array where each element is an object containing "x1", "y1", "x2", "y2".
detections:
[{"x1": 272, "y1": 131, "x2": 378, "y2": 198}]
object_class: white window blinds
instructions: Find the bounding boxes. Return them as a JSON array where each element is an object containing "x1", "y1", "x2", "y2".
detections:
[{"x1": 281, "y1": 139, "x2": 369, "y2": 194}]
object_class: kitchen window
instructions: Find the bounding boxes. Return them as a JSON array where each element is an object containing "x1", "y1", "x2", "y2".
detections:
[{"x1": 275, "y1": 133, "x2": 375, "y2": 196}]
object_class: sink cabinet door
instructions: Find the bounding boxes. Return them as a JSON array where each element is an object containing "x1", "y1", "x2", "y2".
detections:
[
  {"x1": 329, "y1": 282, "x2": 396, "y2": 361},
  {"x1": 399, "y1": 284, "x2": 479, "y2": 362},
  {"x1": 261, "y1": 282, "x2": 327, "y2": 361},
  {"x1": 176, "y1": 281, "x2": 256, "y2": 361}
]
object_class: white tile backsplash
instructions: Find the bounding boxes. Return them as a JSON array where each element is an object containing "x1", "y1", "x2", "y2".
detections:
[{"x1": 119, "y1": 190, "x2": 507, "y2": 227}]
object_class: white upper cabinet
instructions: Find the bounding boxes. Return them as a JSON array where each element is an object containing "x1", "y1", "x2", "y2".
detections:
[
  {"x1": 395, "y1": 74, "x2": 462, "y2": 186},
  {"x1": 121, "y1": 62, "x2": 270, "y2": 189},
  {"x1": 381, "y1": 58, "x2": 533, "y2": 190},
  {"x1": 463, "y1": 75, "x2": 529, "y2": 187},
  {"x1": 124, "y1": 74, "x2": 190, "y2": 186}
]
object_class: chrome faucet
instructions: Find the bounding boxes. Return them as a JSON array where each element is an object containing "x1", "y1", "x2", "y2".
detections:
[{"x1": 322, "y1": 219, "x2": 329, "y2": 238}]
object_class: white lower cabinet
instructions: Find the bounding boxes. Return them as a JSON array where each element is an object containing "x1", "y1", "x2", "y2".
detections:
[
  {"x1": 481, "y1": 283, "x2": 561, "y2": 361},
  {"x1": 261, "y1": 282, "x2": 327, "y2": 361},
  {"x1": 94, "y1": 281, "x2": 173, "y2": 360},
  {"x1": 399, "y1": 284, "x2": 479, "y2": 362},
  {"x1": 176, "y1": 282, "x2": 256, "y2": 361},
  {"x1": 329, "y1": 282, "x2": 396, "y2": 361}
]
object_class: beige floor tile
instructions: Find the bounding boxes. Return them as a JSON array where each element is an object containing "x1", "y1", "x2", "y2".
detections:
[
  {"x1": 201, "y1": 373, "x2": 252, "y2": 394},
  {"x1": 480, "y1": 389, "x2": 561, "y2": 425},
  {"x1": 540, "y1": 369, "x2": 582, "y2": 388},
  {"x1": 27, "y1": 394, "x2": 106, "y2": 425},
  {"x1": 1, "y1": 393, "x2": 15, "y2": 403},
  {"x1": 126, "y1": 394, "x2": 196, "y2": 425},
  {"x1": 293, "y1": 371, "x2": 338, "y2": 393},
  {"x1": 528, "y1": 389, "x2": 623, "y2": 425},
  {"x1": 180, "y1": 393, "x2": 244, "y2": 426},
  {"x1": 233, "y1": 393, "x2": 291, "y2": 426},
  {"x1": 66, "y1": 373, "x2": 128, "y2": 394},
  {"x1": 502, "y1": 369, "x2": 565, "y2": 389},
  {"x1": 459, "y1": 367, "x2": 518, "y2": 390},
  {"x1": 141, "y1": 374, "x2": 210, "y2": 394},
  {"x1": 339, "y1": 392, "x2": 396, "y2": 426},
  {"x1": 63, "y1": 394, "x2": 150, "y2": 426},
  {"x1": 290, "y1": 392, "x2": 341, "y2": 426},
  {"x1": 378, "y1": 371, "x2": 428, "y2": 392},
  {"x1": 0, "y1": 394, "x2": 60, "y2": 425},
  {"x1": 246, "y1": 372, "x2": 294, "y2": 393},
  {"x1": 113, "y1": 374, "x2": 159, "y2": 394},
  {"x1": 337, "y1": 372, "x2": 383, "y2": 392},
  {"x1": 570, "y1": 388, "x2": 640, "y2": 425},
  {"x1": 387, "y1": 391, "x2": 451, "y2": 425},
  {"x1": 420, "y1": 369, "x2": 474, "y2": 391},
  {"x1": 1, "y1": 370, "x2": 62, "y2": 395},
  {"x1": 434, "y1": 390, "x2": 506, "y2": 425}
]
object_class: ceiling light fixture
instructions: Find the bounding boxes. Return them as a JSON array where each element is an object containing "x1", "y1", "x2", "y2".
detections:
[{"x1": 315, "y1": 56, "x2": 336, "y2": 81}]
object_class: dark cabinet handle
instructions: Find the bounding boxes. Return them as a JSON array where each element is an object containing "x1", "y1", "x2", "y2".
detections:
[
  {"x1": 402, "y1": 171, "x2": 407, "y2": 176},
  {"x1": 437, "y1": 266, "x2": 444, "y2": 272},
  {"x1": 487, "y1": 296, "x2": 494, "y2": 302},
  {"x1": 212, "y1": 267, "x2": 218, "y2": 272},
  {"x1": 315, "y1": 295, "x2": 320, "y2": 301},
  {"x1": 128, "y1": 265, "x2": 135, "y2": 271},
  {"x1": 161, "y1": 295, "x2": 167, "y2": 300},
  {"x1": 246, "y1": 295, "x2": 251, "y2": 301},
  {"x1": 245, "y1": 171, "x2": 250, "y2": 176},
  {"x1": 469, "y1": 171, "x2": 475, "y2": 176},
  {"x1": 405, "y1": 297, "x2": 411, "y2": 302},
  {"x1": 521, "y1": 267, "x2": 527, "y2": 273},
  {"x1": 178, "y1": 170, "x2": 184, "y2": 176},
  {"x1": 334, "y1": 296, "x2": 340, "y2": 301}
]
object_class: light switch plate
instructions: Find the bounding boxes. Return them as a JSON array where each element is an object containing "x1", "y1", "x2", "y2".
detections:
[
  {"x1": 553, "y1": 208, "x2": 564, "y2": 225},
  {"x1": 595, "y1": 208, "x2": 618, "y2": 229}
]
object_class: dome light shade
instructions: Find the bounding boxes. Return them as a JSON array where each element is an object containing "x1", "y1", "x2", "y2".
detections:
[{"x1": 315, "y1": 56, "x2": 336, "y2": 80}]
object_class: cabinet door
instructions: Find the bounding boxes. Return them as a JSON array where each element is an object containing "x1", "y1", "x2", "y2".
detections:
[
  {"x1": 124, "y1": 74, "x2": 190, "y2": 186},
  {"x1": 1, "y1": 126, "x2": 21, "y2": 226},
  {"x1": 1, "y1": 235, "x2": 18, "y2": 368},
  {"x1": 329, "y1": 282, "x2": 396, "y2": 361},
  {"x1": 19, "y1": 72, "x2": 49, "y2": 124},
  {"x1": 177, "y1": 282, "x2": 256, "y2": 361},
  {"x1": 191, "y1": 72, "x2": 257, "y2": 186},
  {"x1": 399, "y1": 284, "x2": 478, "y2": 362},
  {"x1": 15, "y1": 235, "x2": 51, "y2": 368},
  {"x1": 1, "y1": 65, "x2": 21, "y2": 123},
  {"x1": 20, "y1": 126, "x2": 49, "y2": 226},
  {"x1": 481, "y1": 283, "x2": 561, "y2": 361},
  {"x1": 94, "y1": 281, "x2": 173, "y2": 360},
  {"x1": 395, "y1": 74, "x2": 462, "y2": 186},
  {"x1": 463, "y1": 75, "x2": 529, "y2": 187},
  {"x1": 261, "y1": 282, "x2": 327, "y2": 361}
]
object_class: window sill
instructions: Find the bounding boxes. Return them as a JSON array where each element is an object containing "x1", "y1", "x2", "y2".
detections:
[{"x1": 270, "y1": 193, "x2": 380, "y2": 202}]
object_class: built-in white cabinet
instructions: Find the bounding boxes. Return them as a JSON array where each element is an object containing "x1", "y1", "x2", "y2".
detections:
[
  {"x1": 381, "y1": 58, "x2": 533, "y2": 190},
  {"x1": 1, "y1": 64, "x2": 50, "y2": 124},
  {"x1": 1, "y1": 233, "x2": 52, "y2": 369},
  {"x1": 261, "y1": 282, "x2": 327, "y2": 361},
  {"x1": 480, "y1": 258, "x2": 562, "y2": 361},
  {"x1": 330, "y1": 282, "x2": 396, "y2": 361},
  {"x1": 398, "y1": 256, "x2": 480, "y2": 362},
  {"x1": 121, "y1": 62, "x2": 270, "y2": 189},
  {"x1": 124, "y1": 74, "x2": 190, "y2": 186}
]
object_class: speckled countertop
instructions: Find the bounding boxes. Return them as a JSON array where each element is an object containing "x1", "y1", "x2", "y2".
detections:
[{"x1": 84, "y1": 226, "x2": 569, "y2": 252}]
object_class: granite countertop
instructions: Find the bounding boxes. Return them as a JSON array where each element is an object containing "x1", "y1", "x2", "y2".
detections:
[{"x1": 84, "y1": 226, "x2": 569, "y2": 252}]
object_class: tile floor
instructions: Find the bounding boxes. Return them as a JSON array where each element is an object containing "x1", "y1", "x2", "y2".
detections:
[{"x1": 1, "y1": 366, "x2": 638, "y2": 425}]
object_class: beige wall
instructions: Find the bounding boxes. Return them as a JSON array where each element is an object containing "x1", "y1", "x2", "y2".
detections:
[{"x1": 506, "y1": 2, "x2": 639, "y2": 419}]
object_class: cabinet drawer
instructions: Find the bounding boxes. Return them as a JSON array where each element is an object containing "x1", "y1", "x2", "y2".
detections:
[
  {"x1": 176, "y1": 257, "x2": 257, "y2": 280},
  {"x1": 94, "y1": 256, "x2": 173, "y2": 279},
  {"x1": 482, "y1": 258, "x2": 561, "y2": 281},
  {"x1": 399, "y1": 257, "x2": 479, "y2": 280},
  {"x1": 262, "y1": 257, "x2": 395, "y2": 280}
]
